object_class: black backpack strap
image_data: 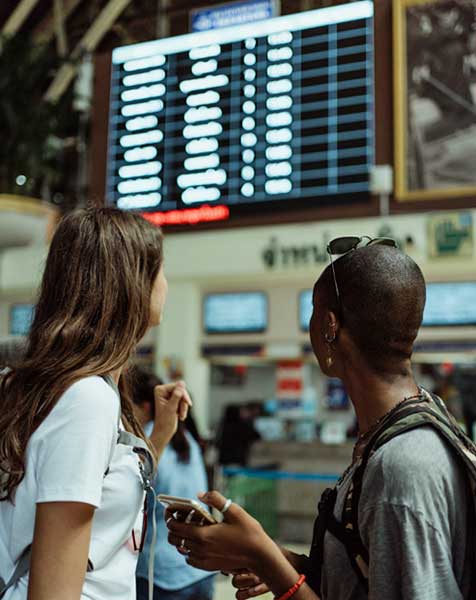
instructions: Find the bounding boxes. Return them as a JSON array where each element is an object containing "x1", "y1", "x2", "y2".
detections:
[
  {"x1": 342, "y1": 392, "x2": 476, "y2": 594},
  {"x1": 337, "y1": 397, "x2": 435, "y2": 591},
  {"x1": 307, "y1": 487, "x2": 337, "y2": 594},
  {"x1": 327, "y1": 513, "x2": 370, "y2": 590}
]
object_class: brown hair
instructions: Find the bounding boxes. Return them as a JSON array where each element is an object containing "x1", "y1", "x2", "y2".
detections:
[{"x1": 0, "y1": 208, "x2": 163, "y2": 501}]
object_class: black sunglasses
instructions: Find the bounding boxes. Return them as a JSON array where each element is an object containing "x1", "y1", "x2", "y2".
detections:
[{"x1": 326, "y1": 236, "x2": 398, "y2": 309}]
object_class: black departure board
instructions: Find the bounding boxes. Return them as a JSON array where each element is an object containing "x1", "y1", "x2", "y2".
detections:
[{"x1": 107, "y1": 1, "x2": 374, "y2": 223}]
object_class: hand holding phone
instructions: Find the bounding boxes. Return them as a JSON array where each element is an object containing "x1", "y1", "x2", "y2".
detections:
[{"x1": 158, "y1": 494, "x2": 217, "y2": 525}]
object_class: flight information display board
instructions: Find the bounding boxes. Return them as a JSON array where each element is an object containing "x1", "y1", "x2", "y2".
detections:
[{"x1": 108, "y1": 1, "x2": 374, "y2": 225}]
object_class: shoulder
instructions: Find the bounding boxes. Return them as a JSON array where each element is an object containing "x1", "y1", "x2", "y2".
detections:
[
  {"x1": 370, "y1": 426, "x2": 460, "y2": 475},
  {"x1": 361, "y1": 426, "x2": 467, "y2": 509},
  {"x1": 39, "y1": 376, "x2": 120, "y2": 435},
  {"x1": 61, "y1": 376, "x2": 119, "y2": 413}
]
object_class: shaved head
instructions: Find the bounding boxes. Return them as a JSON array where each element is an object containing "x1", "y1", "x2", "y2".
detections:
[{"x1": 315, "y1": 245, "x2": 426, "y2": 372}]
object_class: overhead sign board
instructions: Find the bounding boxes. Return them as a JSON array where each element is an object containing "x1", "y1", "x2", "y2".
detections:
[{"x1": 191, "y1": 0, "x2": 279, "y2": 32}]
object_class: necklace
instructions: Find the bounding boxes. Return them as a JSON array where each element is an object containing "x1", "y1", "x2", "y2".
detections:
[{"x1": 352, "y1": 389, "x2": 426, "y2": 463}]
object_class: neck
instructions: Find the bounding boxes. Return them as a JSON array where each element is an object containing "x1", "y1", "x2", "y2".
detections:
[
  {"x1": 108, "y1": 367, "x2": 123, "y2": 386},
  {"x1": 341, "y1": 360, "x2": 420, "y2": 435}
]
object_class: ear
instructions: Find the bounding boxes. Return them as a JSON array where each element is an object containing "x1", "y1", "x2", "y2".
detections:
[{"x1": 326, "y1": 310, "x2": 340, "y2": 339}]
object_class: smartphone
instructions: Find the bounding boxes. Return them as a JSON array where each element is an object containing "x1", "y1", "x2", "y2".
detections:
[{"x1": 157, "y1": 494, "x2": 217, "y2": 525}]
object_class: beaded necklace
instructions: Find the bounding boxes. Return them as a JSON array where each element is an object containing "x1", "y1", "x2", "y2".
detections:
[{"x1": 351, "y1": 388, "x2": 426, "y2": 464}]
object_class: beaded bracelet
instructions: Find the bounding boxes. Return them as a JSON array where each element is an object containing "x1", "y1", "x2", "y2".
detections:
[{"x1": 275, "y1": 574, "x2": 306, "y2": 600}]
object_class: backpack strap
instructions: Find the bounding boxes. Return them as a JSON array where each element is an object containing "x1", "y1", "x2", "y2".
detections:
[
  {"x1": 102, "y1": 375, "x2": 158, "y2": 600},
  {"x1": 0, "y1": 547, "x2": 30, "y2": 599},
  {"x1": 341, "y1": 391, "x2": 476, "y2": 593},
  {"x1": 307, "y1": 487, "x2": 337, "y2": 593},
  {"x1": 332, "y1": 396, "x2": 434, "y2": 590}
]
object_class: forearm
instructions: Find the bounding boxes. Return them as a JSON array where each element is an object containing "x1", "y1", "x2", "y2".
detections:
[
  {"x1": 148, "y1": 427, "x2": 171, "y2": 460},
  {"x1": 253, "y1": 539, "x2": 319, "y2": 600},
  {"x1": 279, "y1": 546, "x2": 311, "y2": 575}
]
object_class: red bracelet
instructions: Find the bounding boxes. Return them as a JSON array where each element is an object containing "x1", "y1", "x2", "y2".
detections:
[{"x1": 275, "y1": 574, "x2": 306, "y2": 600}]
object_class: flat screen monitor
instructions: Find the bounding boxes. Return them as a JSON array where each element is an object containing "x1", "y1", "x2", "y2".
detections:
[
  {"x1": 107, "y1": 1, "x2": 374, "y2": 224},
  {"x1": 299, "y1": 289, "x2": 313, "y2": 331},
  {"x1": 9, "y1": 304, "x2": 35, "y2": 336},
  {"x1": 204, "y1": 292, "x2": 268, "y2": 333},
  {"x1": 423, "y1": 282, "x2": 476, "y2": 327}
]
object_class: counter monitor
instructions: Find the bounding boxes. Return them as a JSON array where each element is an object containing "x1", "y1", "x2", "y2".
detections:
[
  {"x1": 299, "y1": 289, "x2": 313, "y2": 331},
  {"x1": 9, "y1": 304, "x2": 35, "y2": 336},
  {"x1": 423, "y1": 282, "x2": 476, "y2": 327},
  {"x1": 204, "y1": 292, "x2": 268, "y2": 333}
]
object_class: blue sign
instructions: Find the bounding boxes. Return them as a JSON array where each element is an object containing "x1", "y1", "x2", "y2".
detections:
[{"x1": 191, "y1": 0, "x2": 278, "y2": 32}]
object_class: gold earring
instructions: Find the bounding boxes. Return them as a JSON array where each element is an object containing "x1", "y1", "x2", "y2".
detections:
[{"x1": 324, "y1": 332, "x2": 335, "y2": 369}]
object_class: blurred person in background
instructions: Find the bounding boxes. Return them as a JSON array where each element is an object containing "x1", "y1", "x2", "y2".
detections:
[
  {"x1": 217, "y1": 404, "x2": 261, "y2": 467},
  {"x1": 0, "y1": 208, "x2": 191, "y2": 600},
  {"x1": 132, "y1": 368, "x2": 215, "y2": 600}
]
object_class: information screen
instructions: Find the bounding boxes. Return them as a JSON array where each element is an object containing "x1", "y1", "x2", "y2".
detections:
[
  {"x1": 204, "y1": 292, "x2": 268, "y2": 333},
  {"x1": 9, "y1": 304, "x2": 35, "y2": 336},
  {"x1": 108, "y1": 2, "x2": 374, "y2": 224},
  {"x1": 423, "y1": 282, "x2": 476, "y2": 327}
]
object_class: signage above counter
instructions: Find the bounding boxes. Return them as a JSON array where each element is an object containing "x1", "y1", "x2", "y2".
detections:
[{"x1": 191, "y1": 0, "x2": 279, "y2": 32}]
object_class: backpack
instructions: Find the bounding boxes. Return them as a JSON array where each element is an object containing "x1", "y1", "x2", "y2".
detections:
[
  {"x1": 0, "y1": 375, "x2": 157, "y2": 600},
  {"x1": 307, "y1": 389, "x2": 476, "y2": 596}
]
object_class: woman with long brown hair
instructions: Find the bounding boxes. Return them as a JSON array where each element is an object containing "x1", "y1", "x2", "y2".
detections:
[{"x1": 0, "y1": 208, "x2": 191, "y2": 600}]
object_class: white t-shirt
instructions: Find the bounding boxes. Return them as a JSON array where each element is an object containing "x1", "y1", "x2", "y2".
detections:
[{"x1": 0, "y1": 376, "x2": 145, "y2": 600}]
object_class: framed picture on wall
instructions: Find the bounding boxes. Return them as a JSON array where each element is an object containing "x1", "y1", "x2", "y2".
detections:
[{"x1": 394, "y1": 0, "x2": 476, "y2": 200}]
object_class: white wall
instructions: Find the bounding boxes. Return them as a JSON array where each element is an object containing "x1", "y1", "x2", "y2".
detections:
[{"x1": 162, "y1": 211, "x2": 476, "y2": 284}]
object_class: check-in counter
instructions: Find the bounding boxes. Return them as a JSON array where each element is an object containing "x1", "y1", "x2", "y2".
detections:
[{"x1": 248, "y1": 440, "x2": 353, "y2": 543}]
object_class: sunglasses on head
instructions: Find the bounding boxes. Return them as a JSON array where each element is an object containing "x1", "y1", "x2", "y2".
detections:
[{"x1": 326, "y1": 236, "x2": 398, "y2": 309}]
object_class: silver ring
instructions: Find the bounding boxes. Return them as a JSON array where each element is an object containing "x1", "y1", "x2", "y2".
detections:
[{"x1": 220, "y1": 498, "x2": 233, "y2": 514}]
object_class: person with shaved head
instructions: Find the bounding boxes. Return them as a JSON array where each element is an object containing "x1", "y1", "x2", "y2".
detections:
[{"x1": 166, "y1": 237, "x2": 474, "y2": 600}]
